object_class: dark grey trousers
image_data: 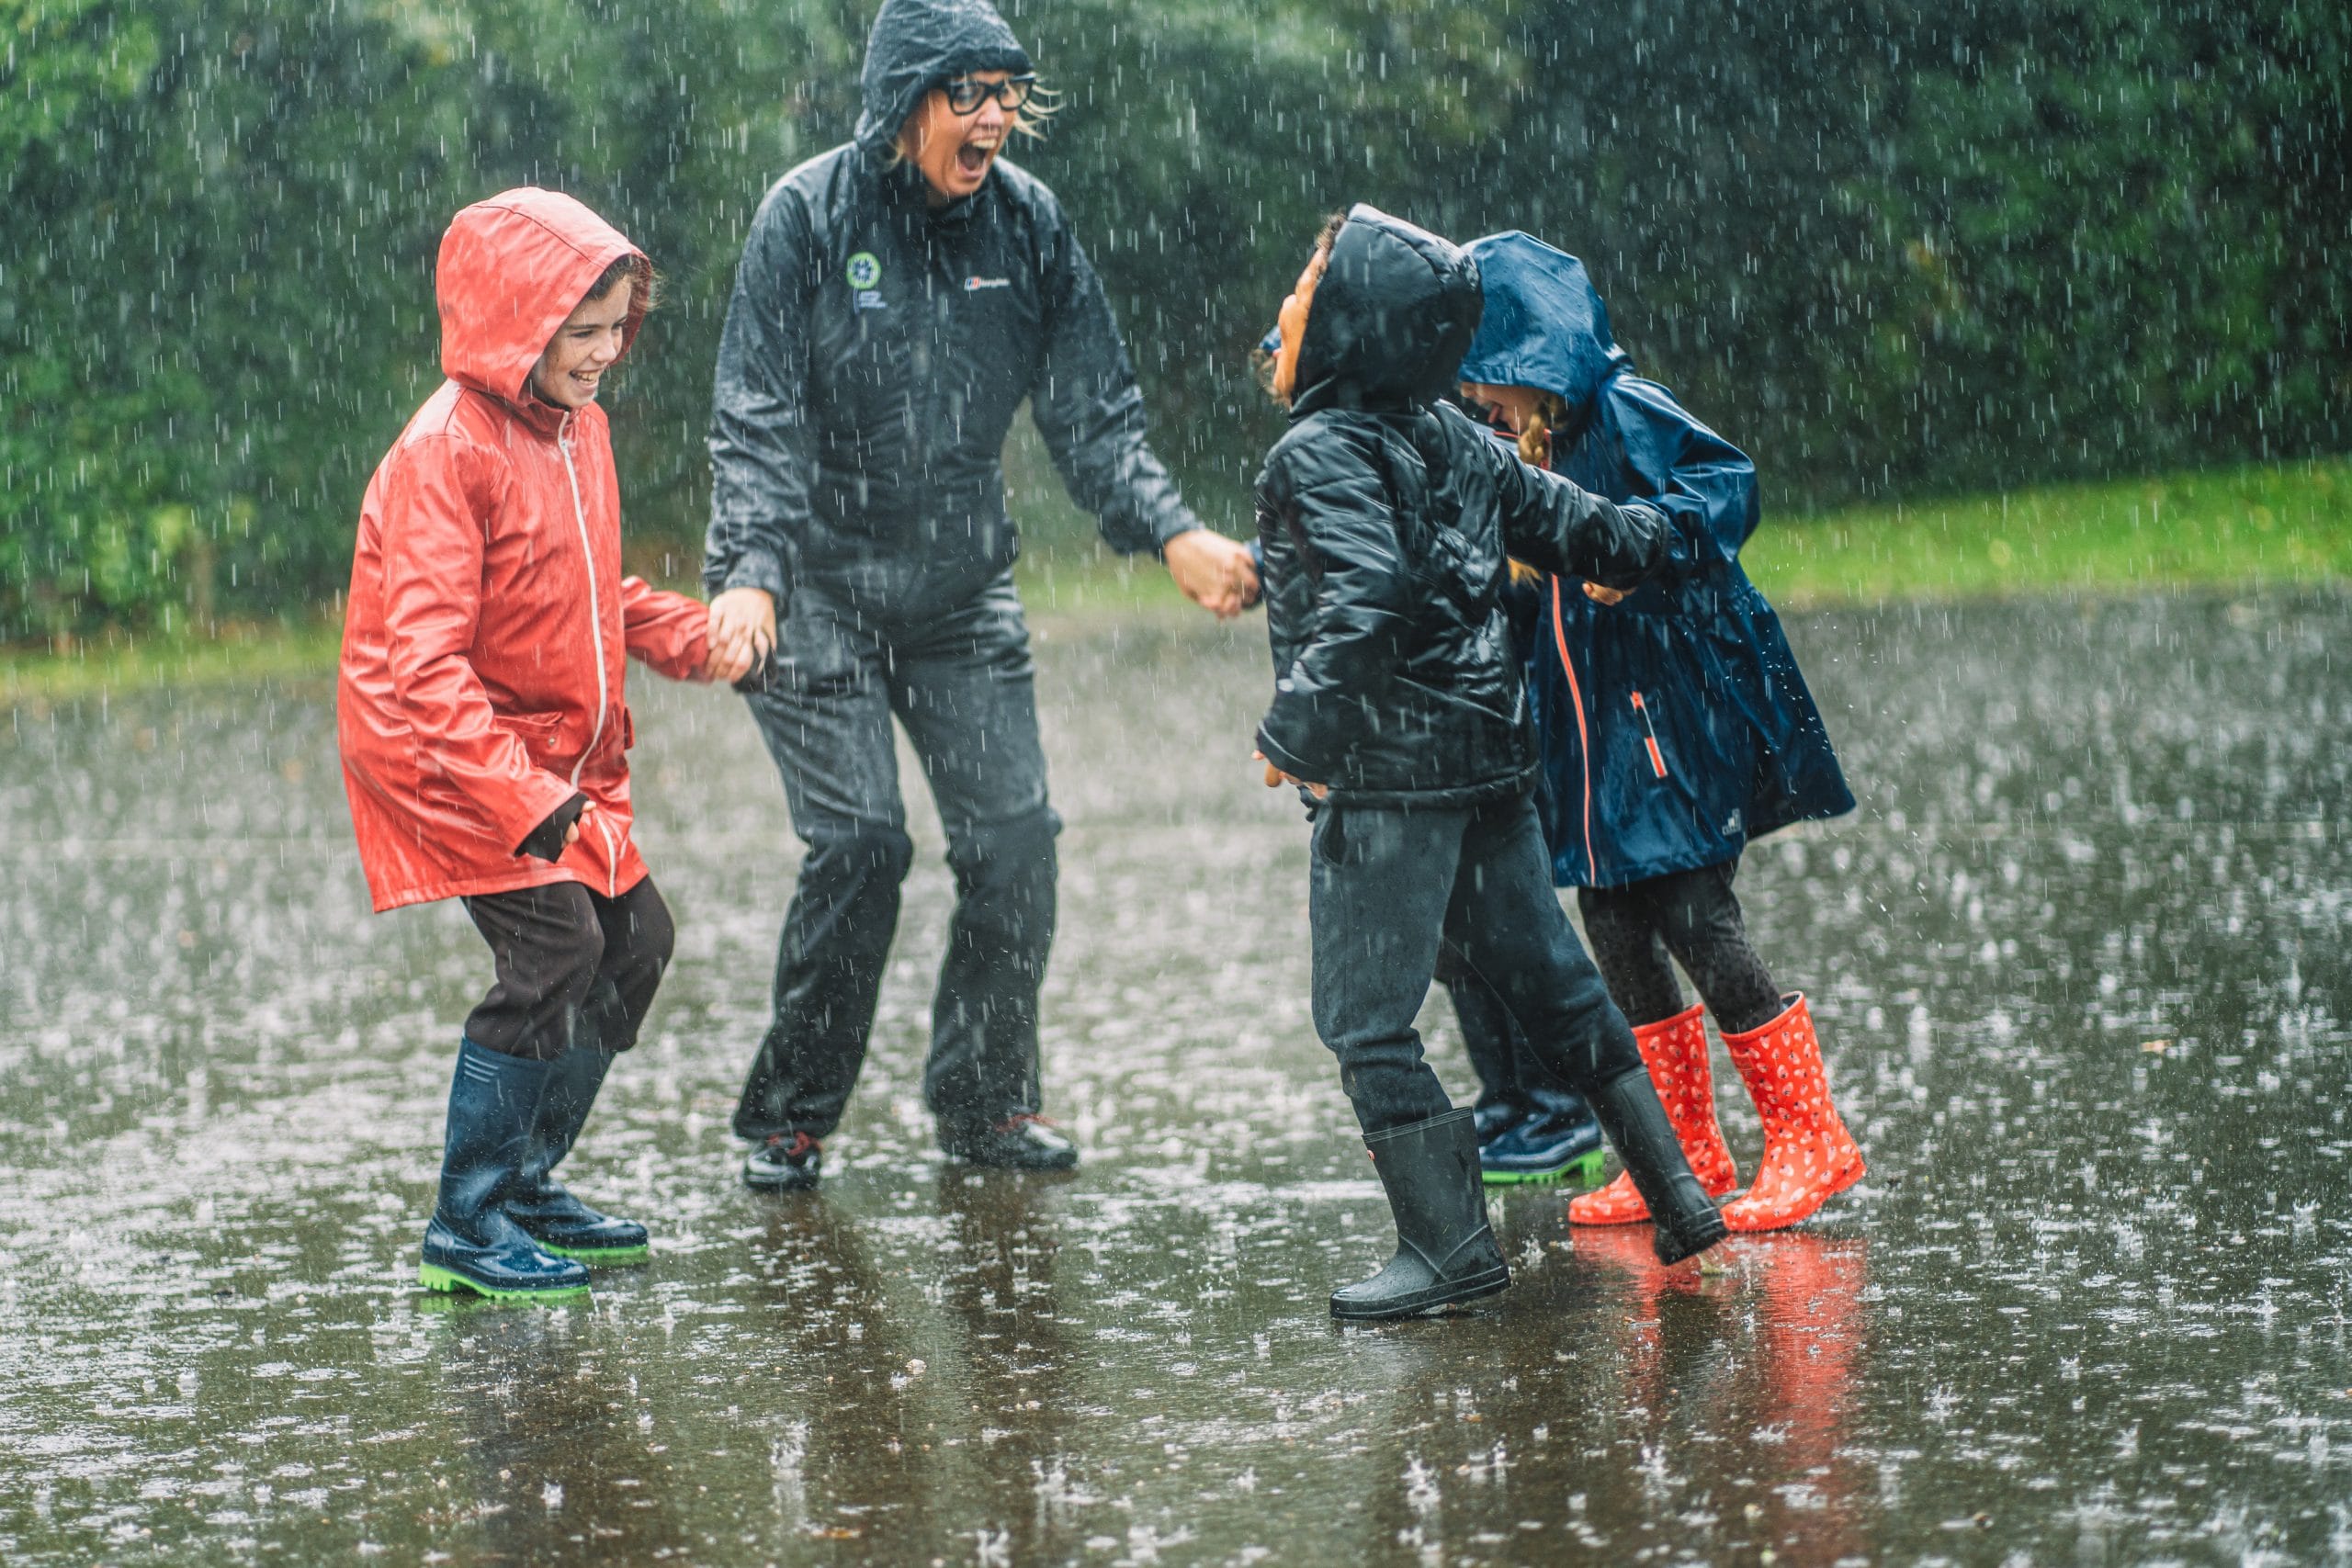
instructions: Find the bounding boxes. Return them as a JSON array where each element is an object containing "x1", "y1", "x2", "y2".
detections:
[
  {"x1": 731, "y1": 572, "x2": 1059, "y2": 1145},
  {"x1": 1308, "y1": 794, "x2": 1644, "y2": 1134},
  {"x1": 462, "y1": 878, "x2": 674, "y2": 1062}
]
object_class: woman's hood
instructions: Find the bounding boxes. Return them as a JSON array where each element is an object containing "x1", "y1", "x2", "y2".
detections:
[
  {"x1": 1290, "y1": 204, "x2": 1483, "y2": 419},
  {"x1": 1457, "y1": 231, "x2": 1627, "y2": 427},
  {"x1": 854, "y1": 0, "x2": 1033, "y2": 158},
  {"x1": 436, "y1": 187, "x2": 646, "y2": 408}
]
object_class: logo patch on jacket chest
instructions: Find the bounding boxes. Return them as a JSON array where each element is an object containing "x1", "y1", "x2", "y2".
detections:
[
  {"x1": 964, "y1": 276, "x2": 1011, "y2": 292},
  {"x1": 845, "y1": 251, "x2": 882, "y2": 289}
]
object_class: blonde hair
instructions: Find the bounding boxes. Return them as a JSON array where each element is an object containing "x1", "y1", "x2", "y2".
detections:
[
  {"x1": 1513, "y1": 389, "x2": 1571, "y2": 469},
  {"x1": 1506, "y1": 389, "x2": 1569, "y2": 586}
]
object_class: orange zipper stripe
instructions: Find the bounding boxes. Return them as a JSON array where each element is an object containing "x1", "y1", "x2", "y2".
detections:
[{"x1": 1549, "y1": 576, "x2": 1596, "y2": 875}]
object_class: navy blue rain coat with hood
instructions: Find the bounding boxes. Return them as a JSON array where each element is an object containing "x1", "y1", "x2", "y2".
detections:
[
  {"x1": 1458, "y1": 231, "x2": 1851, "y2": 887},
  {"x1": 703, "y1": 0, "x2": 1197, "y2": 621}
]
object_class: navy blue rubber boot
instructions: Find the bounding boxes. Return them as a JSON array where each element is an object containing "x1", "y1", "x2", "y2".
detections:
[
  {"x1": 419, "y1": 1040, "x2": 592, "y2": 1302},
  {"x1": 1480, "y1": 1085, "x2": 1609, "y2": 1187},
  {"x1": 507, "y1": 1045, "x2": 650, "y2": 1266}
]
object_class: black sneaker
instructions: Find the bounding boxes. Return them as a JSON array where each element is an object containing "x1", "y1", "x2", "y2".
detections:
[
  {"x1": 743, "y1": 1131, "x2": 822, "y2": 1190},
  {"x1": 942, "y1": 1112, "x2": 1080, "y2": 1171}
]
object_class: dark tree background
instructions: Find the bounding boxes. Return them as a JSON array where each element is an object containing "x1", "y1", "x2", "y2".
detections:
[{"x1": 4, "y1": 0, "x2": 2345, "y2": 637}]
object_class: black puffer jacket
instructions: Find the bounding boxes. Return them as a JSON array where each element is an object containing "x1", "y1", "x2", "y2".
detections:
[
  {"x1": 1253, "y1": 206, "x2": 1678, "y2": 807},
  {"x1": 703, "y1": 0, "x2": 1196, "y2": 619}
]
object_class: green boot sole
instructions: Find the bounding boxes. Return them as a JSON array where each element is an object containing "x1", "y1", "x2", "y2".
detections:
[
  {"x1": 417, "y1": 1260, "x2": 593, "y2": 1303},
  {"x1": 1481, "y1": 1147, "x2": 1609, "y2": 1189},
  {"x1": 537, "y1": 1241, "x2": 650, "y2": 1267}
]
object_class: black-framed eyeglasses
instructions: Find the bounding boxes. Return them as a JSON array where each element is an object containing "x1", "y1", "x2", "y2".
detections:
[{"x1": 943, "y1": 74, "x2": 1037, "y2": 115}]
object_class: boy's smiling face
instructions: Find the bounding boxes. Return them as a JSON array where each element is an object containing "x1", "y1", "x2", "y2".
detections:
[{"x1": 530, "y1": 280, "x2": 632, "y2": 410}]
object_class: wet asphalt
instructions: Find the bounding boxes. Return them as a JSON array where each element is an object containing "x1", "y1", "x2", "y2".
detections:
[{"x1": 0, "y1": 590, "x2": 2346, "y2": 1565}]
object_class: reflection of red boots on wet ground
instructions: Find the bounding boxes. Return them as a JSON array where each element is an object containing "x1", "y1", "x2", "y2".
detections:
[
  {"x1": 1571, "y1": 993, "x2": 1862, "y2": 1234},
  {"x1": 1573, "y1": 1227, "x2": 1870, "y2": 1559}
]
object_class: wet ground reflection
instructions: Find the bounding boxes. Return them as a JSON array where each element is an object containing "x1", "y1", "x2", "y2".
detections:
[{"x1": 1, "y1": 592, "x2": 2346, "y2": 1562}]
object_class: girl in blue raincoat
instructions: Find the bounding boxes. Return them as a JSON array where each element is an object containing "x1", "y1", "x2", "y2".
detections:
[{"x1": 1450, "y1": 231, "x2": 1864, "y2": 1233}]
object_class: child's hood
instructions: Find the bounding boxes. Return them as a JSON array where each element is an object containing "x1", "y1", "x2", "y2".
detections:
[
  {"x1": 1456, "y1": 231, "x2": 1629, "y2": 430},
  {"x1": 1291, "y1": 204, "x2": 1483, "y2": 419},
  {"x1": 854, "y1": 0, "x2": 1032, "y2": 158},
  {"x1": 435, "y1": 187, "x2": 647, "y2": 409}
]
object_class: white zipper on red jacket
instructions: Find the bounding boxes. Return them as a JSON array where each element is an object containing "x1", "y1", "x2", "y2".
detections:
[{"x1": 557, "y1": 412, "x2": 618, "y2": 897}]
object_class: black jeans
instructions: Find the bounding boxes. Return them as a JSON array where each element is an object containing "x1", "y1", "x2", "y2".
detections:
[
  {"x1": 1576, "y1": 859, "x2": 1783, "y2": 1034},
  {"x1": 733, "y1": 573, "x2": 1060, "y2": 1145},
  {"x1": 462, "y1": 878, "x2": 674, "y2": 1061},
  {"x1": 1308, "y1": 794, "x2": 1644, "y2": 1134}
]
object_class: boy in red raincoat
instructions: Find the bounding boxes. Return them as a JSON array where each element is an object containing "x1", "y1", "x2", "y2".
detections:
[{"x1": 339, "y1": 188, "x2": 748, "y2": 1301}]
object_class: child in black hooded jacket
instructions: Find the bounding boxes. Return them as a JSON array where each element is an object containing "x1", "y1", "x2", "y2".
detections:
[{"x1": 1253, "y1": 206, "x2": 1728, "y2": 1320}]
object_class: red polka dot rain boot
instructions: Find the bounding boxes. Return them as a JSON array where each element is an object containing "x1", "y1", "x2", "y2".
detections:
[{"x1": 1717, "y1": 994, "x2": 1864, "y2": 1232}]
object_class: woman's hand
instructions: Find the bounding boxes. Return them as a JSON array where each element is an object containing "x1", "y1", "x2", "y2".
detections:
[
  {"x1": 1583, "y1": 581, "x2": 1628, "y2": 606},
  {"x1": 705, "y1": 587, "x2": 776, "y2": 682},
  {"x1": 1253, "y1": 749, "x2": 1329, "y2": 799},
  {"x1": 1165, "y1": 529, "x2": 1260, "y2": 620}
]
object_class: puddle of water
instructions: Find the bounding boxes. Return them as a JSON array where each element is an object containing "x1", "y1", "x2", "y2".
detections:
[{"x1": 1, "y1": 593, "x2": 2346, "y2": 1563}]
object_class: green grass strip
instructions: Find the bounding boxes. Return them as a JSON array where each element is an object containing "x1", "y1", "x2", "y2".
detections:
[
  {"x1": 4, "y1": 458, "x2": 2343, "y2": 701},
  {"x1": 1745, "y1": 457, "x2": 2350, "y2": 608}
]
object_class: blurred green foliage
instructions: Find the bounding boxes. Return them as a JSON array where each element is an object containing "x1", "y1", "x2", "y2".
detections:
[{"x1": 3, "y1": 0, "x2": 2344, "y2": 638}]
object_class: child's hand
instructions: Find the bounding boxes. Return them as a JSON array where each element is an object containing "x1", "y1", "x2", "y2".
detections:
[
  {"x1": 1253, "y1": 749, "x2": 1329, "y2": 799},
  {"x1": 564, "y1": 800, "x2": 594, "y2": 847},
  {"x1": 1166, "y1": 529, "x2": 1258, "y2": 619},
  {"x1": 705, "y1": 588, "x2": 775, "y2": 682},
  {"x1": 1583, "y1": 581, "x2": 1628, "y2": 606}
]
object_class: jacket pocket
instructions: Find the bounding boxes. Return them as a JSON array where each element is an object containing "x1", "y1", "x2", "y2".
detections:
[
  {"x1": 1629, "y1": 691, "x2": 1669, "y2": 780},
  {"x1": 620, "y1": 705, "x2": 637, "y2": 751},
  {"x1": 493, "y1": 710, "x2": 568, "y2": 760},
  {"x1": 1312, "y1": 804, "x2": 1349, "y2": 868}
]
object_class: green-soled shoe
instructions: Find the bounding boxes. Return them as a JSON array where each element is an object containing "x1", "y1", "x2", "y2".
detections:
[
  {"x1": 537, "y1": 1239, "x2": 650, "y2": 1267},
  {"x1": 418, "y1": 1258, "x2": 592, "y2": 1303},
  {"x1": 1482, "y1": 1145, "x2": 1610, "y2": 1188}
]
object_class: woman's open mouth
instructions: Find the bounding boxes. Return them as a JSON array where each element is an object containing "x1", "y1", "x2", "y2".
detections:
[{"x1": 956, "y1": 140, "x2": 997, "y2": 177}]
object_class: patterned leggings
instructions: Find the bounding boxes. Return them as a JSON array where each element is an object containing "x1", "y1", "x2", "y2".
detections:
[{"x1": 1576, "y1": 859, "x2": 1784, "y2": 1035}]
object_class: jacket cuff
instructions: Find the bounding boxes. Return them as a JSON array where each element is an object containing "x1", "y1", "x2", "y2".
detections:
[
  {"x1": 1592, "y1": 501, "x2": 1671, "y2": 591},
  {"x1": 1148, "y1": 505, "x2": 1206, "y2": 559},
  {"x1": 517, "y1": 792, "x2": 590, "y2": 863},
  {"x1": 1254, "y1": 719, "x2": 1324, "y2": 785},
  {"x1": 709, "y1": 549, "x2": 788, "y2": 604}
]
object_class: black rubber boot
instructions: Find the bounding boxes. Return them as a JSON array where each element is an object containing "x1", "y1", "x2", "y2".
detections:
[
  {"x1": 507, "y1": 1046, "x2": 649, "y2": 1265},
  {"x1": 419, "y1": 1040, "x2": 592, "y2": 1301},
  {"x1": 1330, "y1": 1108, "x2": 1511, "y2": 1321},
  {"x1": 1587, "y1": 1068, "x2": 1730, "y2": 1265}
]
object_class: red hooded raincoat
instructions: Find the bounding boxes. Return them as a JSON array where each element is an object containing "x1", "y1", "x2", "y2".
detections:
[{"x1": 339, "y1": 188, "x2": 708, "y2": 912}]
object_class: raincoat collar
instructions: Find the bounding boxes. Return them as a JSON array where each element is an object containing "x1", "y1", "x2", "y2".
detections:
[
  {"x1": 1290, "y1": 205, "x2": 1483, "y2": 421},
  {"x1": 436, "y1": 187, "x2": 647, "y2": 425},
  {"x1": 1457, "y1": 231, "x2": 1630, "y2": 436},
  {"x1": 854, "y1": 0, "x2": 1033, "y2": 160},
  {"x1": 872, "y1": 150, "x2": 985, "y2": 234}
]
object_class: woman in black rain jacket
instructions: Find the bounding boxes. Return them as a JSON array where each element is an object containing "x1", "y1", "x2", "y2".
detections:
[{"x1": 701, "y1": 0, "x2": 1258, "y2": 1188}]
